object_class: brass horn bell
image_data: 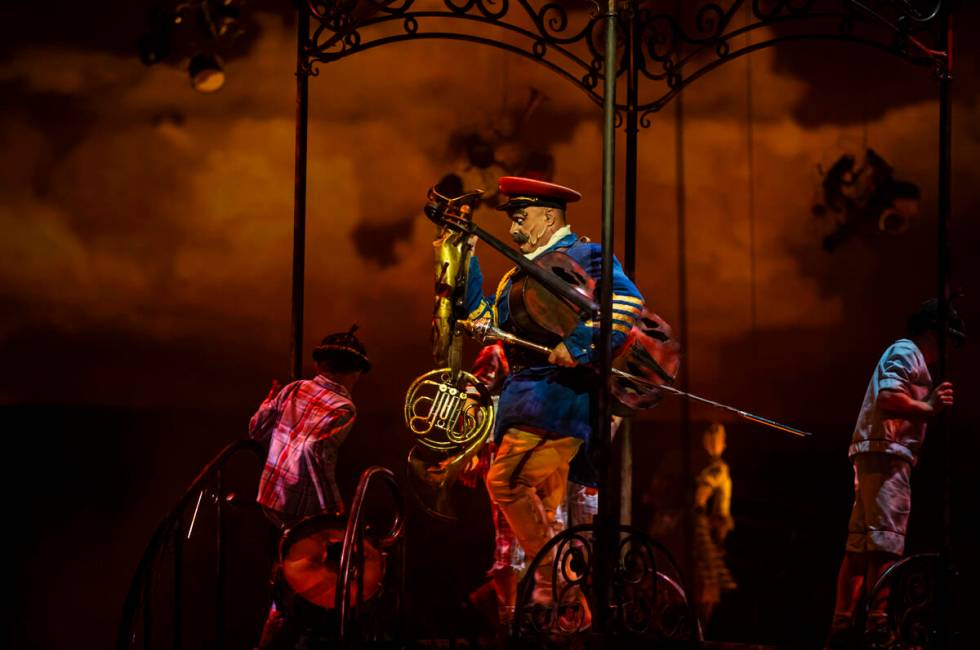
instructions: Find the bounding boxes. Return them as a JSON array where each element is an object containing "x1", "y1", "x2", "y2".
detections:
[{"x1": 403, "y1": 368, "x2": 493, "y2": 519}]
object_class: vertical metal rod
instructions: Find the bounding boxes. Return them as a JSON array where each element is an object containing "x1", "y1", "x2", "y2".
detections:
[
  {"x1": 142, "y1": 563, "x2": 152, "y2": 650},
  {"x1": 619, "y1": 0, "x2": 640, "y2": 529},
  {"x1": 624, "y1": 0, "x2": 639, "y2": 281},
  {"x1": 743, "y1": 6, "x2": 758, "y2": 375},
  {"x1": 594, "y1": 0, "x2": 619, "y2": 634},
  {"x1": 173, "y1": 518, "x2": 183, "y2": 650},
  {"x1": 356, "y1": 530, "x2": 365, "y2": 639},
  {"x1": 674, "y1": 90, "x2": 694, "y2": 584},
  {"x1": 215, "y1": 473, "x2": 225, "y2": 649},
  {"x1": 937, "y1": 10, "x2": 952, "y2": 561},
  {"x1": 290, "y1": 7, "x2": 311, "y2": 381}
]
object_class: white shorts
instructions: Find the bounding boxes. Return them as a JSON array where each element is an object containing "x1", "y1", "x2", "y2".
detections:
[{"x1": 846, "y1": 453, "x2": 912, "y2": 556}]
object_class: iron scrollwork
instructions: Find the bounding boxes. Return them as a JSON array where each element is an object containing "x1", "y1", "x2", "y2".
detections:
[
  {"x1": 303, "y1": 0, "x2": 613, "y2": 107},
  {"x1": 513, "y1": 523, "x2": 699, "y2": 643},
  {"x1": 633, "y1": 0, "x2": 949, "y2": 124},
  {"x1": 861, "y1": 552, "x2": 947, "y2": 649},
  {"x1": 300, "y1": 1, "x2": 948, "y2": 128}
]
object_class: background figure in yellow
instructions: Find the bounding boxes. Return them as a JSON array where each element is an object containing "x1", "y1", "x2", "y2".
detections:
[{"x1": 693, "y1": 422, "x2": 737, "y2": 627}]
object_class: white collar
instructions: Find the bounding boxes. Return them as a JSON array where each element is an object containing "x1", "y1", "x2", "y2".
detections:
[{"x1": 524, "y1": 225, "x2": 572, "y2": 261}]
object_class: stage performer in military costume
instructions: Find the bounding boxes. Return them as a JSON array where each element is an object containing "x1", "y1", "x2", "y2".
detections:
[
  {"x1": 464, "y1": 176, "x2": 644, "y2": 618},
  {"x1": 463, "y1": 343, "x2": 609, "y2": 638}
]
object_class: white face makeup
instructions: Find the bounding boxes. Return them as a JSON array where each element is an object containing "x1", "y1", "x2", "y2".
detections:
[{"x1": 508, "y1": 206, "x2": 558, "y2": 254}]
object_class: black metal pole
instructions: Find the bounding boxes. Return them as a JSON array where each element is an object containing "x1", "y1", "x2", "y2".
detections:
[
  {"x1": 142, "y1": 563, "x2": 152, "y2": 650},
  {"x1": 594, "y1": 0, "x2": 619, "y2": 635},
  {"x1": 624, "y1": 0, "x2": 639, "y2": 281},
  {"x1": 291, "y1": 7, "x2": 311, "y2": 381},
  {"x1": 356, "y1": 529, "x2": 366, "y2": 638},
  {"x1": 173, "y1": 518, "x2": 183, "y2": 650},
  {"x1": 215, "y1": 475, "x2": 225, "y2": 649},
  {"x1": 618, "y1": 0, "x2": 640, "y2": 529},
  {"x1": 744, "y1": 9, "x2": 758, "y2": 375},
  {"x1": 937, "y1": 9, "x2": 952, "y2": 562}
]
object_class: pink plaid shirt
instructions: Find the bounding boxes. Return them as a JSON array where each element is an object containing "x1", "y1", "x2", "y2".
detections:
[{"x1": 249, "y1": 375, "x2": 356, "y2": 519}]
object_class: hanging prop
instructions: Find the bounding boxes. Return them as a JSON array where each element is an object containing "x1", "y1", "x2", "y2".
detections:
[
  {"x1": 446, "y1": 87, "x2": 556, "y2": 204},
  {"x1": 814, "y1": 148, "x2": 921, "y2": 251}
]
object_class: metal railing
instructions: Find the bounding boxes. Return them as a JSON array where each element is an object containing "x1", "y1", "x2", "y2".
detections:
[
  {"x1": 513, "y1": 523, "x2": 701, "y2": 644},
  {"x1": 336, "y1": 466, "x2": 406, "y2": 648},
  {"x1": 118, "y1": 441, "x2": 406, "y2": 649},
  {"x1": 117, "y1": 438, "x2": 264, "y2": 650},
  {"x1": 859, "y1": 552, "x2": 947, "y2": 649}
]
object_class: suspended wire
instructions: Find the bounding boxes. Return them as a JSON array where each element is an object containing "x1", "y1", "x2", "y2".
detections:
[{"x1": 675, "y1": 86, "x2": 695, "y2": 585}]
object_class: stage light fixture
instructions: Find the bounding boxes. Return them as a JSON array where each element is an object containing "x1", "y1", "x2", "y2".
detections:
[
  {"x1": 138, "y1": 1, "x2": 245, "y2": 90},
  {"x1": 189, "y1": 53, "x2": 225, "y2": 93}
]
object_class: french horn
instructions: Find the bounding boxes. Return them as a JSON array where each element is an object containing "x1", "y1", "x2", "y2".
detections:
[{"x1": 404, "y1": 186, "x2": 493, "y2": 519}]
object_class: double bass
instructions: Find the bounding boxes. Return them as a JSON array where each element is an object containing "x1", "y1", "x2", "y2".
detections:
[
  {"x1": 423, "y1": 186, "x2": 680, "y2": 413},
  {"x1": 426, "y1": 185, "x2": 812, "y2": 438}
]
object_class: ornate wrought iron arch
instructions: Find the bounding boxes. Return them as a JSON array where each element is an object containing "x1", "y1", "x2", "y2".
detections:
[
  {"x1": 296, "y1": 1, "x2": 947, "y2": 123},
  {"x1": 303, "y1": 0, "x2": 611, "y2": 107},
  {"x1": 287, "y1": 0, "x2": 955, "y2": 639},
  {"x1": 287, "y1": 1, "x2": 951, "y2": 334},
  {"x1": 288, "y1": 0, "x2": 951, "y2": 358},
  {"x1": 631, "y1": 0, "x2": 947, "y2": 121}
]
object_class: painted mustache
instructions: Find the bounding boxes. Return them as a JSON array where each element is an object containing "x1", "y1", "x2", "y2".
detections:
[{"x1": 511, "y1": 231, "x2": 530, "y2": 245}]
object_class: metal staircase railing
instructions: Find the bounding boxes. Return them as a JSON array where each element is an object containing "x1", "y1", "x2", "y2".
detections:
[
  {"x1": 336, "y1": 466, "x2": 406, "y2": 648},
  {"x1": 118, "y1": 440, "x2": 406, "y2": 649},
  {"x1": 117, "y1": 438, "x2": 264, "y2": 650}
]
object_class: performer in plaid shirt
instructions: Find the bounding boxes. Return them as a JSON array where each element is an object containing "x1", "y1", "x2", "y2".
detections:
[
  {"x1": 252, "y1": 326, "x2": 370, "y2": 650},
  {"x1": 250, "y1": 325, "x2": 371, "y2": 527}
]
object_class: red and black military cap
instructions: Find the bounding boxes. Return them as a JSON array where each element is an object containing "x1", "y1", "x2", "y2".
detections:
[{"x1": 496, "y1": 176, "x2": 582, "y2": 212}]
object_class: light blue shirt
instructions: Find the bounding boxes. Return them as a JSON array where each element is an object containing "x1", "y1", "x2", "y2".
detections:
[{"x1": 849, "y1": 339, "x2": 932, "y2": 464}]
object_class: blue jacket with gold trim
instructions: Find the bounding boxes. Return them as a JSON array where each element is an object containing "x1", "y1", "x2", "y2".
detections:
[{"x1": 464, "y1": 232, "x2": 644, "y2": 444}]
